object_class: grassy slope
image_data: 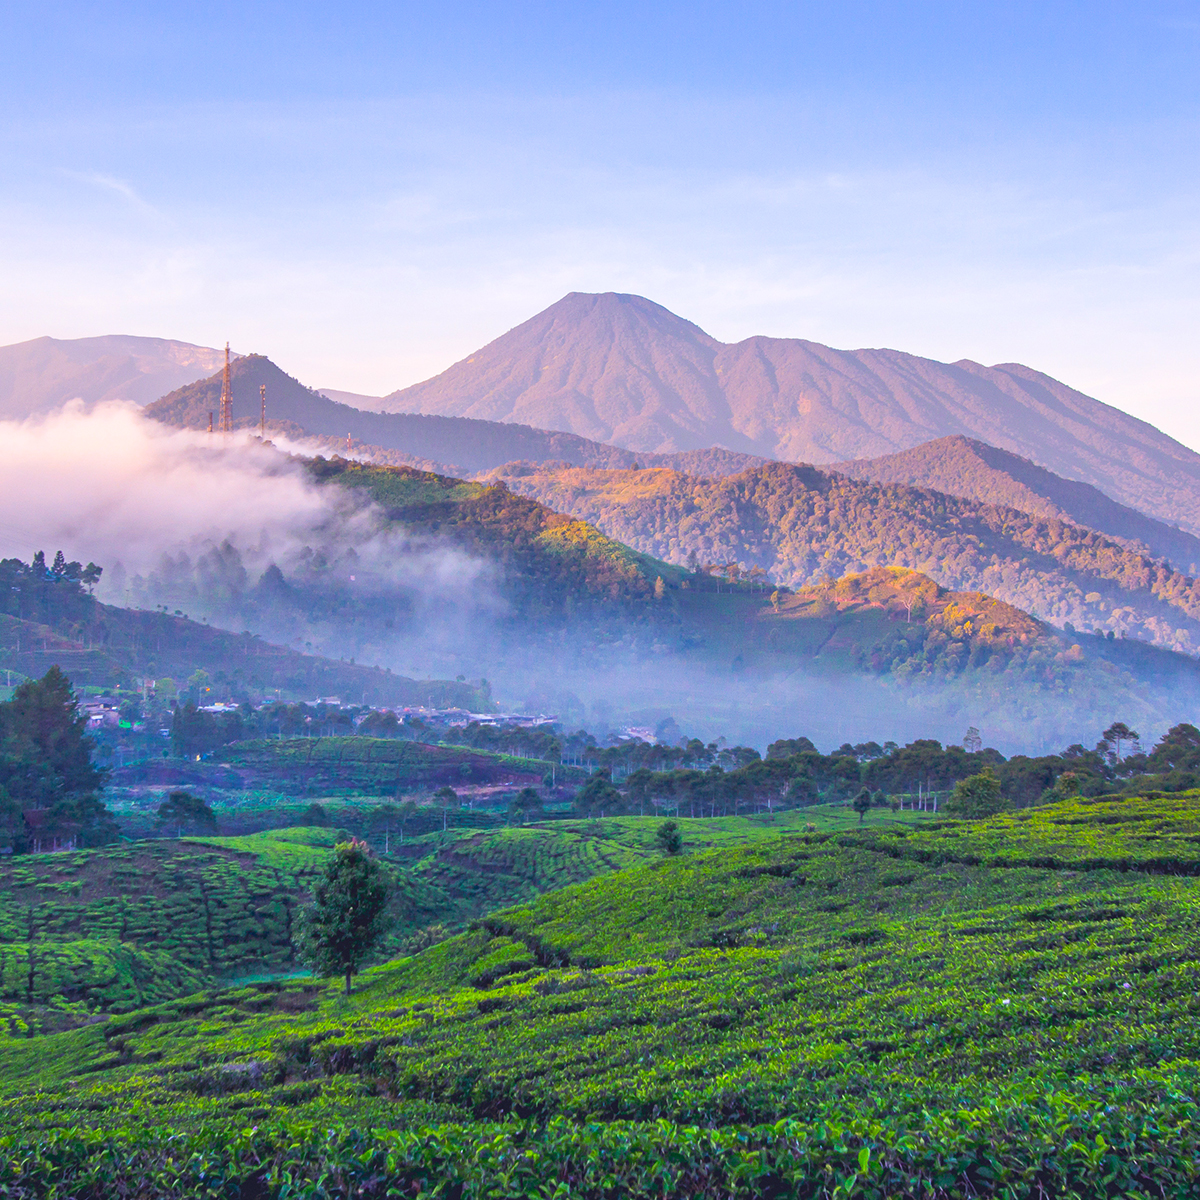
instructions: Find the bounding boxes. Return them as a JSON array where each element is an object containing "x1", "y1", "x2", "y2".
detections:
[{"x1": 3, "y1": 794, "x2": 1200, "y2": 1195}]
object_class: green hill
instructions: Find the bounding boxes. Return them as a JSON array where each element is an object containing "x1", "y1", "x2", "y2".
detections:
[{"x1": 3, "y1": 792, "x2": 1200, "y2": 1195}]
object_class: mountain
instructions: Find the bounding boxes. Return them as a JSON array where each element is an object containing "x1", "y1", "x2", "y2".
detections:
[
  {"x1": 144, "y1": 353, "x2": 763, "y2": 477},
  {"x1": 0, "y1": 334, "x2": 227, "y2": 419},
  {"x1": 834, "y1": 435, "x2": 1200, "y2": 574},
  {"x1": 381, "y1": 291, "x2": 1200, "y2": 536},
  {"x1": 485, "y1": 458, "x2": 1200, "y2": 655}
]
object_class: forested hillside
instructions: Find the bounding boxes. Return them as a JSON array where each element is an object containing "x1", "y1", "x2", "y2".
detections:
[
  {"x1": 835, "y1": 434, "x2": 1200, "y2": 572},
  {"x1": 0, "y1": 553, "x2": 483, "y2": 707},
  {"x1": 490, "y1": 459, "x2": 1200, "y2": 653}
]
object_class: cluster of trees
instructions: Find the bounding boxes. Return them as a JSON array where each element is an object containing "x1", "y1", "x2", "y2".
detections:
[
  {"x1": 501, "y1": 461, "x2": 1200, "y2": 653},
  {"x1": 0, "y1": 667, "x2": 117, "y2": 853},
  {"x1": 566, "y1": 721, "x2": 1200, "y2": 819},
  {"x1": 0, "y1": 552, "x2": 102, "y2": 627}
]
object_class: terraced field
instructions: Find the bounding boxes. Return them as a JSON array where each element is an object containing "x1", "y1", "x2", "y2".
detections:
[
  {"x1": 3, "y1": 792, "x2": 1199, "y2": 1196},
  {"x1": 0, "y1": 830, "x2": 339, "y2": 1034}
]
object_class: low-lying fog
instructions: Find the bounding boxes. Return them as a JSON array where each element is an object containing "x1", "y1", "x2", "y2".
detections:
[{"x1": 1, "y1": 403, "x2": 1190, "y2": 756}]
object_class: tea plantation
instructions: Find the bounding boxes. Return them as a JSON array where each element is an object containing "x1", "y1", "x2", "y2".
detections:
[
  {"x1": 2, "y1": 792, "x2": 1200, "y2": 1196},
  {"x1": 0, "y1": 812, "x2": 871, "y2": 1034}
]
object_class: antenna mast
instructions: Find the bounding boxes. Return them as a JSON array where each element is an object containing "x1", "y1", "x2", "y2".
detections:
[
  {"x1": 218, "y1": 342, "x2": 233, "y2": 433},
  {"x1": 259, "y1": 384, "x2": 266, "y2": 439}
]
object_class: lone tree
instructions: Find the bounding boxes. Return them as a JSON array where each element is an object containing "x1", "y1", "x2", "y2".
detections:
[
  {"x1": 509, "y1": 787, "x2": 544, "y2": 825},
  {"x1": 297, "y1": 839, "x2": 393, "y2": 994},
  {"x1": 156, "y1": 790, "x2": 216, "y2": 837},
  {"x1": 1101, "y1": 722, "x2": 1140, "y2": 762},
  {"x1": 944, "y1": 768, "x2": 1008, "y2": 820},
  {"x1": 852, "y1": 787, "x2": 872, "y2": 824},
  {"x1": 655, "y1": 819, "x2": 683, "y2": 855}
]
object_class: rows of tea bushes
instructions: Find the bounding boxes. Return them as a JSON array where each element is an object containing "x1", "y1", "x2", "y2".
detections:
[
  {"x1": 224, "y1": 736, "x2": 550, "y2": 796},
  {"x1": 2, "y1": 792, "x2": 1199, "y2": 1195},
  {"x1": 0, "y1": 830, "x2": 342, "y2": 1026}
]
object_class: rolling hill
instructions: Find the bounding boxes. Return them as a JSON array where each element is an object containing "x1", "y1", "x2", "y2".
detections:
[
  {"x1": 381, "y1": 291, "x2": 1200, "y2": 535},
  {"x1": 0, "y1": 334, "x2": 227, "y2": 419},
  {"x1": 0, "y1": 555, "x2": 483, "y2": 708},
  {"x1": 487, "y1": 458, "x2": 1200, "y2": 655},
  {"x1": 4, "y1": 792, "x2": 1200, "y2": 1195},
  {"x1": 835, "y1": 434, "x2": 1200, "y2": 573}
]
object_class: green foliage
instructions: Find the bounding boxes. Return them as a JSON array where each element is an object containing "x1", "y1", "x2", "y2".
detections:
[
  {"x1": 944, "y1": 768, "x2": 1008, "y2": 819},
  {"x1": 852, "y1": 787, "x2": 872, "y2": 823},
  {"x1": 655, "y1": 819, "x2": 682, "y2": 854},
  {"x1": 155, "y1": 790, "x2": 216, "y2": 836},
  {"x1": 0, "y1": 666, "x2": 114, "y2": 853},
  {"x1": 297, "y1": 840, "x2": 393, "y2": 993},
  {"x1": 4, "y1": 793, "x2": 1200, "y2": 1194}
]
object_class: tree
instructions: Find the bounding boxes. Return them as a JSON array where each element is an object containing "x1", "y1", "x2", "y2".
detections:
[
  {"x1": 573, "y1": 772, "x2": 622, "y2": 817},
  {"x1": 1101, "y1": 722, "x2": 1140, "y2": 763},
  {"x1": 509, "y1": 786, "x2": 544, "y2": 825},
  {"x1": 301, "y1": 803, "x2": 329, "y2": 826},
  {"x1": 156, "y1": 790, "x2": 216, "y2": 837},
  {"x1": 653, "y1": 576, "x2": 666, "y2": 601},
  {"x1": 963, "y1": 726, "x2": 983, "y2": 754},
  {"x1": 655, "y1": 819, "x2": 682, "y2": 855},
  {"x1": 852, "y1": 787, "x2": 872, "y2": 824},
  {"x1": 944, "y1": 768, "x2": 1008, "y2": 819},
  {"x1": 433, "y1": 785, "x2": 458, "y2": 831},
  {"x1": 296, "y1": 840, "x2": 393, "y2": 994},
  {"x1": 0, "y1": 666, "x2": 114, "y2": 852}
]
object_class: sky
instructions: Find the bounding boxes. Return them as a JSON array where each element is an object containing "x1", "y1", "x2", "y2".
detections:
[{"x1": 3, "y1": 2, "x2": 1200, "y2": 444}]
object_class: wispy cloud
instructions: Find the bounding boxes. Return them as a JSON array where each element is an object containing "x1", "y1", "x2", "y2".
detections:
[{"x1": 62, "y1": 169, "x2": 161, "y2": 217}]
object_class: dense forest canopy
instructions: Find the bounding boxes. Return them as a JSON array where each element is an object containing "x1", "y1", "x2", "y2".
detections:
[{"x1": 491, "y1": 460, "x2": 1200, "y2": 653}]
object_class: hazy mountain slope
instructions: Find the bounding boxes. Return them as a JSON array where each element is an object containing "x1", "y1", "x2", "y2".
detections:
[
  {"x1": 834, "y1": 435, "x2": 1200, "y2": 574},
  {"x1": 145, "y1": 353, "x2": 762, "y2": 476},
  {"x1": 383, "y1": 291, "x2": 1200, "y2": 535},
  {"x1": 488, "y1": 459, "x2": 1200, "y2": 654},
  {"x1": 0, "y1": 603, "x2": 481, "y2": 708},
  {"x1": 0, "y1": 334, "x2": 227, "y2": 419}
]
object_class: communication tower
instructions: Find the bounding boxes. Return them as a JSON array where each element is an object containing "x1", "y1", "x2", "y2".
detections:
[
  {"x1": 260, "y1": 384, "x2": 266, "y2": 439},
  {"x1": 218, "y1": 342, "x2": 233, "y2": 433}
]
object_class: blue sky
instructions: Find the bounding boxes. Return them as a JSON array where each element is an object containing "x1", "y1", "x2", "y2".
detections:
[{"x1": 3, "y1": 2, "x2": 1200, "y2": 443}]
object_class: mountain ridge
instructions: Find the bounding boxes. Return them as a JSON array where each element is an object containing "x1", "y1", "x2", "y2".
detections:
[
  {"x1": 382, "y1": 291, "x2": 1200, "y2": 535},
  {"x1": 833, "y1": 435, "x2": 1200, "y2": 574},
  {"x1": 0, "y1": 334, "x2": 229, "y2": 419}
]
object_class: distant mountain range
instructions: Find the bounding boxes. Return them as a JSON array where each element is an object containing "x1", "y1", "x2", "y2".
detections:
[
  {"x1": 381, "y1": 292, "x2": 1200, "y2": 537},
  {"x1": 0, "y1": 334, "x2": 228, "y2": 419}
]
